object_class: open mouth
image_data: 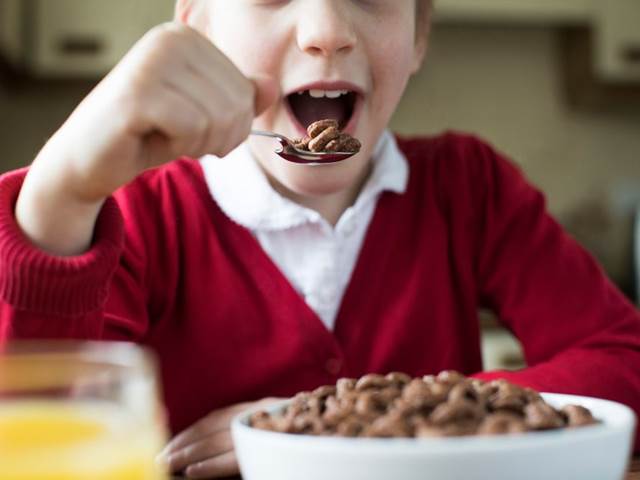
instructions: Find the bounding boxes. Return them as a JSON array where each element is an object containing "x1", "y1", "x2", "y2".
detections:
[{"x1": 286, "y1": 89, "x2": 359, "y2": 134}]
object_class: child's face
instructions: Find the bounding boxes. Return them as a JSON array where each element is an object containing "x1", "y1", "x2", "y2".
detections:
[{"x1": 183, "y1": 0, "x2": 427, "y2": 198}]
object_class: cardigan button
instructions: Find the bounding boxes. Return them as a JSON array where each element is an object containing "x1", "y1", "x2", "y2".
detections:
[{"x1": 325, "y1": 358, "x2": 342, "y2": 376}]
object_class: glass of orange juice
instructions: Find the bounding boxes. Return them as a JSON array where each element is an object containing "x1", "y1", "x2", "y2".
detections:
[{"x1": 0, "y1": 341, "x2": 168, "y2": 480}]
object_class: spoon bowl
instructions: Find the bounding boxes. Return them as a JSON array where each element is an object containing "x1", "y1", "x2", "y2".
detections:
[{"x1": 251, "y1": 130, "x2": 357, "y2": 165}]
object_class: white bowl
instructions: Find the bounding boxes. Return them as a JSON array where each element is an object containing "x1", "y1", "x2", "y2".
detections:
[{"x1": 232, "y1": 393, "x2": 636, "y2": 480}]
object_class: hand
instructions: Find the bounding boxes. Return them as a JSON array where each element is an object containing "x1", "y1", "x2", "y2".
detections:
[
  {"x1": 161, "y1": 398, "x2": 283, "y2": 479},
  {"x1": 16, "y1": 22, "x2": 278, "y2": 255}
]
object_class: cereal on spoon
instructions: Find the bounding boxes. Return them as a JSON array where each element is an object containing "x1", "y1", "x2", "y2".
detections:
[{"x1": 293, "y1": 119, "x2": 362, "y2": 153}]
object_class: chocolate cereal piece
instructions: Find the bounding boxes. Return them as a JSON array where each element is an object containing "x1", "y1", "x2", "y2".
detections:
[
  {"x1": 385, "y1": 372, "x2": 412, "y2": 386},
  {"x1": 562, "y1": 404, "x2": 597, "y2": 427},
  {"x1": 478, "y1": 412, "x2": 527, "y2": 435},
  {"x1": 308, "y1": 119, "x2": 339, "y2": 138},
  {"x1": 524, "y1": 401, "x2": 566, "y2": 430},
  {"x1": 336, "y1": 378, "x2": 357, "y2": 397},
  {"x1": 249, "y1": 371, "x2": 598, "y2": 438},
  {"x1": 292, "y1": 119, "x2": 361, "y2": 154},
  {"x1": 308, "y1": 125, "x2": 340, "y2": 152},
  {"x1": 356, "y1": 373, "x2": 390, "y2": 391},
  {"x1": 292, "y1": 137, "x2": 310, "y2": 151}
]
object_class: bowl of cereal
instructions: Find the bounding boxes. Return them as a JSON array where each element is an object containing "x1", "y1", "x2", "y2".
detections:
[{"x1": 232, "y1": 371, "x2": 636, "y2": 480}]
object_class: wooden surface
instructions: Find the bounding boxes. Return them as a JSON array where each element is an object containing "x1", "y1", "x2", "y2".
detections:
[
  {"x1": 172, "y1": 456, "x2": 640, "y2": 479},
  {"x1": 628, "y1": 456, "x2": 640, "y2": 480}
]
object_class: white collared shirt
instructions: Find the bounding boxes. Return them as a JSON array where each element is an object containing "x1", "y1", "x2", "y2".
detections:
[{"x1": 200, "y1": 130, "x2": 409, "y2": 331}]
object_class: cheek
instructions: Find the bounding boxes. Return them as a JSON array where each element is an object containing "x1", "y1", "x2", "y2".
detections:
[
  {"x1": 207, "y1": 10, "x2": 283, "y2": 78},
  {"x1": 370, "y1": 37, "x2": 415, "y2": 117}
]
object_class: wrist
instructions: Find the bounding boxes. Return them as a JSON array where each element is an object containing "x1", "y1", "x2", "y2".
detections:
[{"x1": 16, "y1": 160, "x2": 106, "y2": 256}]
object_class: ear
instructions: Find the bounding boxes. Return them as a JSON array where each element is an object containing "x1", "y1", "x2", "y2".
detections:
[
  {"x1": 174, "y1": 0, "x2": 207, "y2": 30},
  {"x1": 411, "y1": 32, "x2": 429, "y2": 74},
  {"x1": 411, "y1": 0, "x2": 432, "y2": 74},
  {"x1": 174, "y1": 0, "x2": 193, "y2": 24}
]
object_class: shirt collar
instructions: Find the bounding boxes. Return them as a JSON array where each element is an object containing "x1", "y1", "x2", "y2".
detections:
[{"x1": 200, "y1": 130, "x2": 409, "y2": 232}]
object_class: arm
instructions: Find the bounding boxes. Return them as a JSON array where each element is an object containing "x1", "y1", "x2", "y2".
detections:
[
  {"x1": 14, "y1": 23, "x2": 276, "y2": 257},
  {"x1": 470, "y1": 141, "x2": 640, "y2": 448},
  {"x1": 0, "y1": 168, "x2": 149, "y2": 341},
  {"x1": 0, "y1": 22, "x2": 276, "y2": 340}
]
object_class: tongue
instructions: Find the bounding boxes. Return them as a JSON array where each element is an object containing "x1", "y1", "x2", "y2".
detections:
[{"x1": 288, "y1": 95, "x2": 349, "y2": 130}]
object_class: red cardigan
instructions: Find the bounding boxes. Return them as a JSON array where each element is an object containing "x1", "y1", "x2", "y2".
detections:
[{"x1": 1, "y1": 133, "x2": 639, "y2": 447}]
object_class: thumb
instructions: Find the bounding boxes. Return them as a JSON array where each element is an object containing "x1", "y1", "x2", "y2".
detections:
[{"x1": 251, "y1": 74, "x2": 279, "y2": 117}]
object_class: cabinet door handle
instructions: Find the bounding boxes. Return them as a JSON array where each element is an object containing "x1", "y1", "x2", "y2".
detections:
[
  {"x1": 622, "y1": 46, "x2": 640, "y2": 64},
  {"x1": 57, "y1": 36, "x2": 104, "y2": 56}
]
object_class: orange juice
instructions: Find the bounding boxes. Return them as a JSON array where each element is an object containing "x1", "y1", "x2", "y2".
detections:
[{"x1": 0, "y1": 400, "x2": 167, "y2": 480}]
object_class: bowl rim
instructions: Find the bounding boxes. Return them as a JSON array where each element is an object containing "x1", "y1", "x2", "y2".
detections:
[{"x1": 231, "y1": 393, "x2": 636, "y2": 454}]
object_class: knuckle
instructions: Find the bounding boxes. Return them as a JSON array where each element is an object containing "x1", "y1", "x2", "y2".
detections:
[
  {"x1": 192, "y1": 423, "x2": 208, "y2": 438},
  {"x1": 147, "y1": 24, "x2": 185, "y2": 54},
  {"x1": 165, "y1": 22, "x2": 194, "y2": 37},
  {"x1": 145, "y1": 23, "x2": 173, "y2": 44}
]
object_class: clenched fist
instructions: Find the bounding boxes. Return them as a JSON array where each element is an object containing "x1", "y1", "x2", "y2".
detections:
[{"x1": 16, "y1": 23, "x2": 277, "y2": 255}]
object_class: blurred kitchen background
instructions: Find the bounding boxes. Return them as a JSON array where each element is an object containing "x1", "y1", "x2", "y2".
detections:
[{"x1": 0, "y1": 0, "x2": 639, "y2": 370}]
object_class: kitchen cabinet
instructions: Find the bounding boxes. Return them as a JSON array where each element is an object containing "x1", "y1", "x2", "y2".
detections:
[
  {"x1": 0, "y1": 0, "x2": 22, "y2": 64},
  {"x1": 30, "y1": 0, "x2": 174, "y2": 77},
  {"x1": 0, "y1": 0, "x2": 174, "y2": 77},
  {"x1": 436, "y1": 0, "x2": 593, "y2": 25},
  {"x1": 437, "y1": 0, "x2": 640, "y2": 84},
  {"x1": 593, "y1": 0, "x2": 640, "y2": 82}
]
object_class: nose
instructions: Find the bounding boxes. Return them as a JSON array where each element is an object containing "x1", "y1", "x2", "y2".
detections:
[{"x1": 296, "y1": 0, "x2": 356, "y2": 57}]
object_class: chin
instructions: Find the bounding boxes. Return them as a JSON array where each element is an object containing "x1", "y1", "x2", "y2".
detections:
[{"x1": 275, "y1": 154, "x2": 369, "y2": 198}]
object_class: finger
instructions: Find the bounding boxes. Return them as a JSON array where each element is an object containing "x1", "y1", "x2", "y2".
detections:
[
  {"x1": 165, "y1": 398, "x2": 284, "y2": 455},
  {"x1": 167, "y1": 430, "x2": 235, "y2": 474},
  {"x1": 160, "y1": 73, "x2": 221, "y2": 156},
  {"x1": 217, "y1": 110, "x2": 255, "y2": 157},
  {"x1": 162, "y1": 65, "x2": 254, "y2": 157},
  {"x1": 184, "y1": 450, "x2": 239, "y2": 479},
  {"x1": 135, "y1": 85, "x2": 209, "y2": 165},
  {"x1": 166, "y1": 402, "x2": 254, "y2": 454},
  {"x1": 251, "y1": 74, "x2": 279, "y2": 116}
]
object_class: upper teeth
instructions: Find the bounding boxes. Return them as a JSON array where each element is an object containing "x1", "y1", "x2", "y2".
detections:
[{"x1": 303, "y1": 89, "x2": 350, "y2": 99}]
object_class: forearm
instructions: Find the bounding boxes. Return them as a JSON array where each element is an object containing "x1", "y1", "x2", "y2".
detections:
[{"x1": 15, "y1": 144, "x2": 105, "y2": 257}]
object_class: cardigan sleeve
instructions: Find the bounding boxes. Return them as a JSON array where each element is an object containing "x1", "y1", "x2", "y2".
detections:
[
  {"x1": 0, "y1": 168, "x2": 150, "y2": 341},
  {"x1": 468, "y1": 139, "x2": 640, "y2": 449}
]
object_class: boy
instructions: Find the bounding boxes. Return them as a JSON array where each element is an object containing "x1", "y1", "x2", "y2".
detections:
[{"x1": 0, "y1": 1, "x2": 639, "y2": 478}]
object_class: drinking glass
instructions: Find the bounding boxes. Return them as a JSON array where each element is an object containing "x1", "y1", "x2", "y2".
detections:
[{"x1": 0, "y1": 341, "x2": 168, "y2": 479}]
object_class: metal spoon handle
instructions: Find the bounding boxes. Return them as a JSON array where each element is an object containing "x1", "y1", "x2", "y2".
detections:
[{"x1": 250, "y1": 130, "x2": 292, "y2": 146}]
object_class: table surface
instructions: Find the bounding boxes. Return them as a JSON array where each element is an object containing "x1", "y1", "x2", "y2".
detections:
[
  {"x1": 628, "y1": 457, "x2": 640, "y2": 480},
  {"x1": 173, "y1": 456, "x2": 640, "y2": 479}
]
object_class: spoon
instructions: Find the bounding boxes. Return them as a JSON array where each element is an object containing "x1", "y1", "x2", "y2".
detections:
[{"x1": 250, "y1": 130, "x2": 357, "y2": 165}]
